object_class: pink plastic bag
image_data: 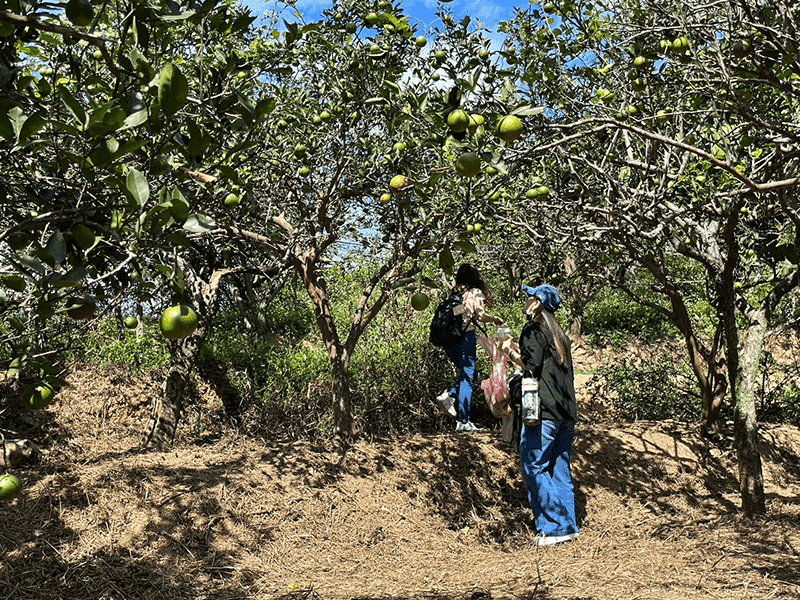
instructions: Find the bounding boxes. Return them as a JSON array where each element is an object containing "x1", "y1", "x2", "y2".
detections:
[{"x1": 477, "y1": 334, "x2": 518, "y2": 417}]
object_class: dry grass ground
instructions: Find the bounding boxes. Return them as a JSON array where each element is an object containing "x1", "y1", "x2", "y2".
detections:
[{"x1": 1, "y1": 352, "x2": 799, "y2": 600}]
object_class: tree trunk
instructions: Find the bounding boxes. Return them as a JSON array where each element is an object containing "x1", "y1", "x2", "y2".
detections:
[
  {"x1": 140, "y1": 334, "x2": 202, "y2": 449},
  {"x1": 330, "y1": 349, "x2": 355, "y2": 437},
  {"x1": 140, "y1": 265, "x2": 251, "y2": 450},
  {"x1": 733, "y1": 307, "x2": 767, "y2": 515}
]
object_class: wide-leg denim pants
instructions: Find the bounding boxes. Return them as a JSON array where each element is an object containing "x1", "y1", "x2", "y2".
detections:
[{"x1": 520, "y1": 418, "x2": 579, "y2": 537}]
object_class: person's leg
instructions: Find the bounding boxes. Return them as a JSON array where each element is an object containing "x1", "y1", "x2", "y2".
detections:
[
  {"x1": 520, "y1": 420, "x2": 579, "y2": 537},
  {"x1": 443, "y1": 345, "x2": 460, "y2": 399},
  {"x1": 455, "y1": 331, "x2": 476, "y2": 424},
  {"x1": 549, "y1": 419, "x2": 579, "y2": 535}
]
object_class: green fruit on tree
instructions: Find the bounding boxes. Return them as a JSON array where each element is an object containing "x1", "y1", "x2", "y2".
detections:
[
  {"x1": 379, "y1": 193, "x2": 392, "y2": 205},
  {"x1": 633, "y1": 55, "x2": 649, "y2": 69},
  {"x1": 72, "y1": 223, "x2": 96, "y2": 250},
  {"x1": 25, "y1": 384, "x2": 55, "y2": 409},
  {"x1": 124, "y1": 316, "x2": 138, "y2": 329},
  {"x1": 345, "y1": 22, "x2": 357, "y2": 34},
  {"x1": 595, "y1": 88, "x2": 614, "y2": 103},
  {"x1": 671, "y1": 36, "x2": 689, "y2": 53},
  {"x1": 431, "y1": 72, "x2": 440, "y2": 81},
  {"x1": 473, "y1": 223, "x2": 483, "y2": 232},
  {"x1": 159, "y1": 305, "x2": 198, "y2": 340},
  {"x1": 478, "y1": 47, "x2": 489, "y2": 60},
  {"x1": 732, "y1": 39, "x2": 751, "y2": 58},
  {"x1": 455, "y1": 152, "x2": 482, "y2": 177},
  {"x1": 543, "y1": 2, "x2": 556, "y2": 13},
  {"x1": 525, "y1": 188, "x2": 538, "y2": 199},
  {"x1": 434, "y1": 49, "x2": 446, "y2": 62},
  {"x1": 224, "y1": 193, "x2": 240, "y2": 209},
  {"x1": 447, "y1": 109, "x2": 470, "y2": 132},
  {"x1": 497, "y1": 115, "x2": 524, "y2": 142},
  {"x1": 415, "y1": 35, "x2": 427, "y2": 48},
  {"x1": 0, "y1": 21, "x2": 16, "y2": 37},
  {"x1": 537, "y1": 185, "x2": 550, "y2": 198},
  {"x1": 0, "y1": 474, "x2": 21, "y2": 501},
  {"x1": 389, "y1": 174, "x2": 410, "y2": 194},
  {"x1": 410, "y1": 292, "x2": 430, "y2": 311},
  {"x1": 365, "y1": 12, "x2": 380, "y2": 25},
  {"x1": 370, "y1": 43, "x2": 382, "y2": 55},
  {"x1": 466, "y1": 223, "x2": 474, "y2": 233},
  {"x1": 468, "y1": 113, "x2": 485, "y2": 133},
  {"x1": 656, "y1": 109, "x2": 670, "y2": 124},
  {"x1": 632, "y1": 77, "x2": 647, "y2": 92},
  {"x1": 298, "y1": 166, "x2": 311, "y2": 177},
  {"x1": 294, "y1": 143, "x2": 306, "y2": 158},
  {"x1": 65, "y1": 0, "x2": 94, "y2": 26}
]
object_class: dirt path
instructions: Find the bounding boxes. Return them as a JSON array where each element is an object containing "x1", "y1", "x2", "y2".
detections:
[{"x1": 1, "y1": 365, "x2": 799, "y2": 599}]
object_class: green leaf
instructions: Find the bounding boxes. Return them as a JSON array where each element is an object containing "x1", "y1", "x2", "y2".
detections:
[
  {"x1": 511, "y1": 105, "x2": 545, "y2": 117},
  {"x1": 60, "y1": 87, "x2": 87, "y2": 128},
  {"x1": 18, "y1": 112, "x2": 46, "y2": 143},
  {"x1": 439, "y1": 246, "x2": 454, "y2": 274},
  {"x1": 45, "y1": 229, "x2": 67, "y2": 266},
  {"x1": 126, "y1": 169, "x2": 149, "y2": 207},
  {"x1": 158, "y1": 63, "x2": 189, "y2": 117},
  {"x1": 1, "y1": 275, "x2": 26, "y2": 292},
  {"x1": 120, "y1": 109, "x2": 149, "y2": 130},
  {"x1": 164, "y1": 232, "x2": 193, "y2": 246},
  {"x1": 7, "y1": 316, "x2": 24, "y2": 333},
  {"x1": 49, "y1": 267, "x2": 87, "y2": 288},
  {"x1": 158, "y1": 10, "x2": 197, "y2": 21},
  {"x1": 166, "y1": 188, "x2": 190, "y2": 222},
  {"x1": 255, "y1": 97, "x2": 276, "y2": 119},
  {"x1": 183, "y1": 214, "x2": 216, "y2": 233},
  {"x1": 7, "y1": 355, "x2": 27, "y2": 379},
  {"x1": 453, "y1": 239, "x2": 477, "y2": 253},
  {"x1": 17, "y1": 254, "x2": 46, "y2": 275}
]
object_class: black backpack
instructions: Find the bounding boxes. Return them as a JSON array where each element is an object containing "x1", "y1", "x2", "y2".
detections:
[{"x1": 429, "y1": 291, "x2": 469, "y2": 348}]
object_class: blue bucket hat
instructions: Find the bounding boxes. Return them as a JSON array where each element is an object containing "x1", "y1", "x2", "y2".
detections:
[{"x1": 521, "y1": 284, "x2": 562, "y2": 313}]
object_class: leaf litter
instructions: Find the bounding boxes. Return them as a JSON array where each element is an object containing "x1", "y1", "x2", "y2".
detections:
[{"x1": 1, "y1": 352, "x2": 799, "y2": 600}]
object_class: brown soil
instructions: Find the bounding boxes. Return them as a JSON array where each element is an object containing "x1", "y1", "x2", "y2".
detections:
[{"x1": 1, "y1": 346, "x2": 799, "y2": 600}]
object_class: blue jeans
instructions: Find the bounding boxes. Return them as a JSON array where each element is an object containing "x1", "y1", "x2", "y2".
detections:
[
  {"x1": 520, "y1": 419, "x2": 579, "y2": 537},
  {"x1": 443, "y1": 330, "x2": 476, "y2": 423}
]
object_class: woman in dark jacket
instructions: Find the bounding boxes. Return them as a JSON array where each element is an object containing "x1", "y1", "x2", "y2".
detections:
[{"x1": 508, "y1": 284, "x2": 579, "y2": 546}]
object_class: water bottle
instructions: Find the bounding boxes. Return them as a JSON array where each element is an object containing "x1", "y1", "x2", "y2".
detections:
[
  {"x1": 496, "y1": 327, "x2": 513, "y2": 340},
  {"x1": 521, "y1": 376, "x2": 540, "y2": 426}
]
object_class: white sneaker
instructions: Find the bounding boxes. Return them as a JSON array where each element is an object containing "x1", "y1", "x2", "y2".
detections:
[
  {"x1": 435, "y1": 390, "x2": 457, "y2": 417},
  {"x1": 455, "y1": 421, "x2": 482, "y2": 432},
  {"x1": 534, "y1": 532, "x2": 579, "y2": 546}
]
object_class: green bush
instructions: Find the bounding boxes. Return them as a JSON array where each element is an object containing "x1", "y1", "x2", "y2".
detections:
[
  {"x1": 583, "y1": 287, "x2": 676, "y2": 345},
  {"x1": 593, "y1": 351, "x2": 701, "y2": 422}
]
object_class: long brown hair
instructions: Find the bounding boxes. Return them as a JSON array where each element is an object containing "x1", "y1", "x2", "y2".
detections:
[
  {"x1": 532, "y1": 303, "x2": 572, "y2": 369},
  {"x1": 453, "y1": 263, "x2": 494, "y2": 307}
]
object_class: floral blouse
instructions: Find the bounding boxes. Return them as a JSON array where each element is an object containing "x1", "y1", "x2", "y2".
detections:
[{"x1": 454, "y1": 288, "x2": 488, "y2": 332}]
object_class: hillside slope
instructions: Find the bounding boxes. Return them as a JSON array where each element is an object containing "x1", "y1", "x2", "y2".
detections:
[{"x1": 1, "y1": 362, "x2": 799, "y2": 600}]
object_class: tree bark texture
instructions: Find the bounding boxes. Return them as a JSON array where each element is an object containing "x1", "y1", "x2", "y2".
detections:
[
  {"x1": 734, "y1": 307, "x2": 768, "y2": 515},
  {"x1": 140, "y1": 335, "x2": 201, "y2": 450}
]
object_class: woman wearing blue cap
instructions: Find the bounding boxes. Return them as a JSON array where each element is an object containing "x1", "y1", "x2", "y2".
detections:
[{"x1": 507, "y1": 284, "x2": 580, "y2": 546}]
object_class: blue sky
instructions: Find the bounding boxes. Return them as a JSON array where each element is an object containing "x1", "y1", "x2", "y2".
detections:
[{"x1": 246, "y1": 0, "x2": 525, "y2": 39}]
